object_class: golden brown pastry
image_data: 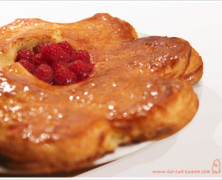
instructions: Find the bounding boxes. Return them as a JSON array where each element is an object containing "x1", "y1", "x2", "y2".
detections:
[{"x1": 0, "y1": 13, "x2": 202, "y2": 174}]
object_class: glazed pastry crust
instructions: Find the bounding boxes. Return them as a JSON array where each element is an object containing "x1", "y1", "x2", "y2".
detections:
[
  {"x1": 0, "y1": 13, "x2": 202, "y2": 173},
  {"x1": 0, "y1": 14, "x2": 202, "y2": 85}
]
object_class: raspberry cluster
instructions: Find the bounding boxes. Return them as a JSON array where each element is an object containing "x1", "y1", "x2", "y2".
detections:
[{"x1": 16, "y1": 41, "x2": 93, "y2": 85}]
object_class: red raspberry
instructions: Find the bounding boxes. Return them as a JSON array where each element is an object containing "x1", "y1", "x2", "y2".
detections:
[
  {"x1": 69, "y1": 60, "x2": 92, "y2": 80},
  {"x1": 17, "y1": 42, "x2": 93, "y2": 86},
  {"x1": 31, "y1": 54, "x2": 46, "y2": 66},
  {"x1": 19, "y1": 59, "x2": 35, "y2": 73},
  {"x1": 71, "y1": 50, "x2": 90, "y2": 63},
  {"x1": 41, "y1": 42, "x2": 71, "y2": 64},
  {"x1": 58, "y1": 41, "x2": 75, "y2": 55},
  {"x1": 16, "y1": 49, "x2": 34, "y2": 61},
  {"x1": 52, "y1": 61, "x2": 68, "y2": 71},
  {"x1": 34, "y1": 64, "x2": 54, "y2": 83},
  {"x1": 54, "y1": 66, "x2": 77, "y2": 85}
]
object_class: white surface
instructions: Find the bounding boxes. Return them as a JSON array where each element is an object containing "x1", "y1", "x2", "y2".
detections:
[{"x1": 0, "y1": 1, "x2": 221, "y2": 178}]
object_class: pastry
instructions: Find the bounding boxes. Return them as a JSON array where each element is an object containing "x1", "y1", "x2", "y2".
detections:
[{"x1": 0, "y1": 13, "x2": 203, "y2": 173}]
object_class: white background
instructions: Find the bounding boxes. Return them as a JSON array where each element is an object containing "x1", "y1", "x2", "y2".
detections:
[{"x1": 0, "y1": 1, "x2": 222, "y2": 178}]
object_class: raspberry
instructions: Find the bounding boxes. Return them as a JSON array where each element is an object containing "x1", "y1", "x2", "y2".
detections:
[
  {"x1": 19, "y1": 59, "x2": 35, "y2": 73},
  {"x1": 52, "y1": 61, "x2": 68, "y2": 71},
  {"x1": 16, "y1": 49, "x2": 34, "y2": 61},
  {"x1": 31, "y1": 54, "x2": 46, "y2": 66},
  {"x1": 69, "y1": 60, "x2": 92, "y2": 80},
  {"x1": 16, "y1": 41, "x2": 92, "y2": 86},
  {"x1": 41, "y1": 42, "x2": 71, "y2": 64},
  {"x1": 58, "y1": 41, "x2": 75, "y2": 55},
  {"x1": 34, "y1": 64, "x2": 54, "y2": 83},
  {"x1": 54, "y1": 66, "x2": 77, "y2": 85},
  {"x1": 71, "y1": 50, "x2": 90, "y2": 63}
]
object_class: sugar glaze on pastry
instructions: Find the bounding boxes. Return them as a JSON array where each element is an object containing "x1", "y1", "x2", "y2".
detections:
[{"x1": 0, "y1": 13, "x2": 203, "y2": 173}]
